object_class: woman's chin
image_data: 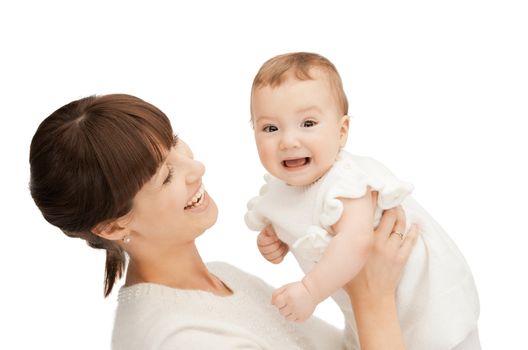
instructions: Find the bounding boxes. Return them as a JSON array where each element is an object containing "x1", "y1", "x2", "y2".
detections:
[
  {"x1": 206, "y1": 197, "x2": 219, "y2": 227},
  {"x1": 201, "y1": 195, "x2": 219, "y2": 232}
]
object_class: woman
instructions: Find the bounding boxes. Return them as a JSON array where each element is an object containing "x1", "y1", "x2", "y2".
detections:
[{"x1": 29, "y1": 94, "x2": 417, "y2": 349}]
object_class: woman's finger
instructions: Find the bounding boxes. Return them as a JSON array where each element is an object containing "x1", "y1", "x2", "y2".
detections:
[
  {"x1": 371, "y1": 191, "x2": 379, "y2": 211},
  {"x1": 390, "y1": 206, "x2": 406, "y2": 239},
  {"x1": 397, "y1": 224, "x2": 420, "y2": 262},
  {"x1": 375, "y1": 208, "x2": 398, "y2": 238},
  {"x1": 387, "y1": 233, "x2": 405, "y2": 253}
]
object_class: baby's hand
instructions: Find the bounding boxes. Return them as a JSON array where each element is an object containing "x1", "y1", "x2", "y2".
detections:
[
  {"x1": 257, "y1": 225, "x2": 289, "y2": 264},
  {"x1": 271, "y1": 281, "x2": 317, "y2": 322}
]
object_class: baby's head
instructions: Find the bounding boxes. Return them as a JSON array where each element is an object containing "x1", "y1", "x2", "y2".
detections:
[{"x1": 250, "y1": 52, "x2": 350, "y2": 186}]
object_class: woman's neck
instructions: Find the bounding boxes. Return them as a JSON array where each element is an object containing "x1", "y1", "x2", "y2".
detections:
[{"x1": 125, "y1": 241, "x2": 232, "y2": 296}]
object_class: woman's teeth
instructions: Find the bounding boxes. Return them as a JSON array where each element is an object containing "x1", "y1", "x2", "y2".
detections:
[{"x1": 185, "y1": 184, "x2": 205, "y2": 209}]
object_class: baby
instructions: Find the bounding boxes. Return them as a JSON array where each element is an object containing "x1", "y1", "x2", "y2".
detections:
[{"x1": 245, "y1": 52, "x2": 480, "y2": 350}]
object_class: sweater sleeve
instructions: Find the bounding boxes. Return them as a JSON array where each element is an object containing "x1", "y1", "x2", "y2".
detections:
[{"x1": 160, "y1": 327, "x2": 263, "y2": 350}]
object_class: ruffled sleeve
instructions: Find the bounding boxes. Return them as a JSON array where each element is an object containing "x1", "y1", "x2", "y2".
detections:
[
  {"x1": 244, "y1": 174, "x2": 271, "y2": 231},
  {"x1": 318, "y1": 152, "x2": 414, "y2": 230},
  {"x1": 291, "y1": 225, "x2": 333, "y2": 265}
]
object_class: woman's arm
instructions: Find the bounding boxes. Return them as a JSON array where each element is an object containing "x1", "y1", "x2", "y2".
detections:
[{"x1": 343, "y1": 207, "x2": 420, "y2": 350}]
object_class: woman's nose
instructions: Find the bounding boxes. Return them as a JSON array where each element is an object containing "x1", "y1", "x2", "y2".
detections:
[{"x1": 185, "y1": 158, "x2": 205, "y2": 184}]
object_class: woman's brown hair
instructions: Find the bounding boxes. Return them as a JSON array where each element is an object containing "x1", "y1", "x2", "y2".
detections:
[{"x1": 29, "y1": 94, "x2": 174, "y2": 296}]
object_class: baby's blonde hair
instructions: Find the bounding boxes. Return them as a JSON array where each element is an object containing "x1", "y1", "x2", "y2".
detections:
[{"x1": 250, "y1": 52, "x2": 349, "y2": 119}]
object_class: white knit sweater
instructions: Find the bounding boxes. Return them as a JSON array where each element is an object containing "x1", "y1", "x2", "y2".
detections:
[{"x1": 112, "y1": 262, "x2": 345, "y2": 350}]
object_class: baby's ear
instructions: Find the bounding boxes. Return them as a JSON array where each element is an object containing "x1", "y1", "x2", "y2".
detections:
[{"x1": 339, "y1": 115, "x2": 350, "y2": 147}]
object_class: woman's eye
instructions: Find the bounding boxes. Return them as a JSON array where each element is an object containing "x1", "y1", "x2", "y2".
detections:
[
  {"x1": 263, "y1": 125, "x2": 278, "y2": 133},
  {"x1": 163, "y1": 167, "x2": 173, "y2": 185},
  {"x1": 302, "y1": 120, "x2": 317, "y2": 128}
]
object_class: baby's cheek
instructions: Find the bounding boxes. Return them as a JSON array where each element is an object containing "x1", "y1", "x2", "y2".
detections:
[{"x1": 258, "y1": 149, "x2": 275, "y2": 166}]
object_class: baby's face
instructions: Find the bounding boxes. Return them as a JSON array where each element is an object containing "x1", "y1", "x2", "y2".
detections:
[{"x1": 251, "y1": 69, "x2": 348, "y2": 186}]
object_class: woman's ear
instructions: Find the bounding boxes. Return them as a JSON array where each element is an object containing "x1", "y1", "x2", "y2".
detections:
[
  {"x1": 339, "y1": 115, "x2": 350, "y2": 148},
  {"x1": 91, "y1": 216, "x2": 130, "y2": 242}
]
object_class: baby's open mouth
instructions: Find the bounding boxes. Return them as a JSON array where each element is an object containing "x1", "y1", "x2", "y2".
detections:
[
  {"x1": 282, "y1": 157, "x2": 311, "y2": 168},
  {"x1": 184, "y1": 184, "x2": 205, "y2": 209}
]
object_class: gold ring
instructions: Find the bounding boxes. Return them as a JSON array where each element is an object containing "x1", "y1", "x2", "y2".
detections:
[{"x1": 390, "y1": 231, "x2": 404, "y2": 240}]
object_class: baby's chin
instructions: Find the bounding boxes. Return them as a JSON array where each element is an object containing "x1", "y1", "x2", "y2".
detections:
[{"x1": 269, "y1": 170, "x2": 319, "y2": 187}]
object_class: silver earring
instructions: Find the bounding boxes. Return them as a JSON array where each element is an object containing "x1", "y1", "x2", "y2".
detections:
[{"x1": 122, "y1": 235, "x2": 131, "y2": 244}]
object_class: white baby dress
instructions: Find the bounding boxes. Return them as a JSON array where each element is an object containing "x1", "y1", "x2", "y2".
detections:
[{"x1": 245, "y1": 150, "x2": 480, "y2": 350}]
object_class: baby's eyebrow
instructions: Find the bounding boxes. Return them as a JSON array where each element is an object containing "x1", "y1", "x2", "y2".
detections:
[
  {"x1": 254, "y1": 115, "x2": 275, "y2": 124},
  {"x1": 296, "y1": 106, "x2": 322, "y2": 114}
]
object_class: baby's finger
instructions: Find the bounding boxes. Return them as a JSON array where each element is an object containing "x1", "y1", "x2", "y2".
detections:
[
  {"x1": 259, "y1": 241, "x2": 281, "y2": 254},
  {"x1": 262, "y1": 225, "x2": 278, "y2": 238},
  {"x1": 266, "y1": 250, "x2": 285, "y2": 263},
  {"x1": 285, "y1": 312, "x2": 298, "y2": 322},
  {"x1": 271, "y1": 286, "x2": 288, "y2": 307},
  {"x1": 258, "y1": 241, "x2": 281, "y2": 256},
  {"x1": 272, "y1": 298, "x2": 286, "y2": 311},
  {"x1": 257, "y1": 232, "x2": 279, "y2": 245},
  {"x1": 281, "y1": 308, "x2": 293, "y2": 319},
  {"x1": 279, "y1": 243, "x2": 289, "y2": 257},
  {"x1": 268, "y1": 244, "x2": 289, "y2": 263}
]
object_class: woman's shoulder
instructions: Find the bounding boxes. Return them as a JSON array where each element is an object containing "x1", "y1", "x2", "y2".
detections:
[
  {"x1": 112, "y1": 266, "x2": 269, "y2": 321},
  {"x1": 111, "y1": 263, "x2": 267, "y2": 349},
  {"x1": 207, "y1": 261, "x2": 274, "y2": 296},
  {"x1": 113, "y1": 262, "x2": 270, "y2": 312},
  {"x1": 112, "y1": 262, "x2": 344, "y2": 350}
]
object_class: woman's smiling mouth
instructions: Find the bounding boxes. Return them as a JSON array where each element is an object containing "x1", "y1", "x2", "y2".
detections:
[{"x1": 184, "y1": 184, "x2": 205, "y2": 209}]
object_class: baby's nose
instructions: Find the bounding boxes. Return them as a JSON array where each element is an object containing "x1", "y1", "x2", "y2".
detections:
[{"x1": 279, "y1": 131, "x2": 301, "y2": 149}]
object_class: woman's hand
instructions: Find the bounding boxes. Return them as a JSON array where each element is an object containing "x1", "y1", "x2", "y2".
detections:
[
  {"x1": 343, "y1": 206, "x2": 420, "y2": 350},
  {"x1": 344, "y1": 207, "x2": 419, "y2": 299}
]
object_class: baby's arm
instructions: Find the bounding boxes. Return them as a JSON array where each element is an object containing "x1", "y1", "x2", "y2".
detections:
[
  {"x1": 304, "y1": 190, "x2": 375, "y2": 302},
  {"x1": 272, "y1": 189, "x2": 375, "y2": 321}
]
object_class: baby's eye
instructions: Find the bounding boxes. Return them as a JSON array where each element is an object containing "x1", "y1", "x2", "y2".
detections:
[
  {"x1": 262, "y1": 125, "x2": 278, "y2": 133},
  {"x1": 302, "y1": 120, "x2": 317, "y2": 128}
]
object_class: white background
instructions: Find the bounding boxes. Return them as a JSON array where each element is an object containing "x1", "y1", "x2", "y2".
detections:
[{"x1": 1, "y1": 0, "x2": 527, "y2": 348}]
